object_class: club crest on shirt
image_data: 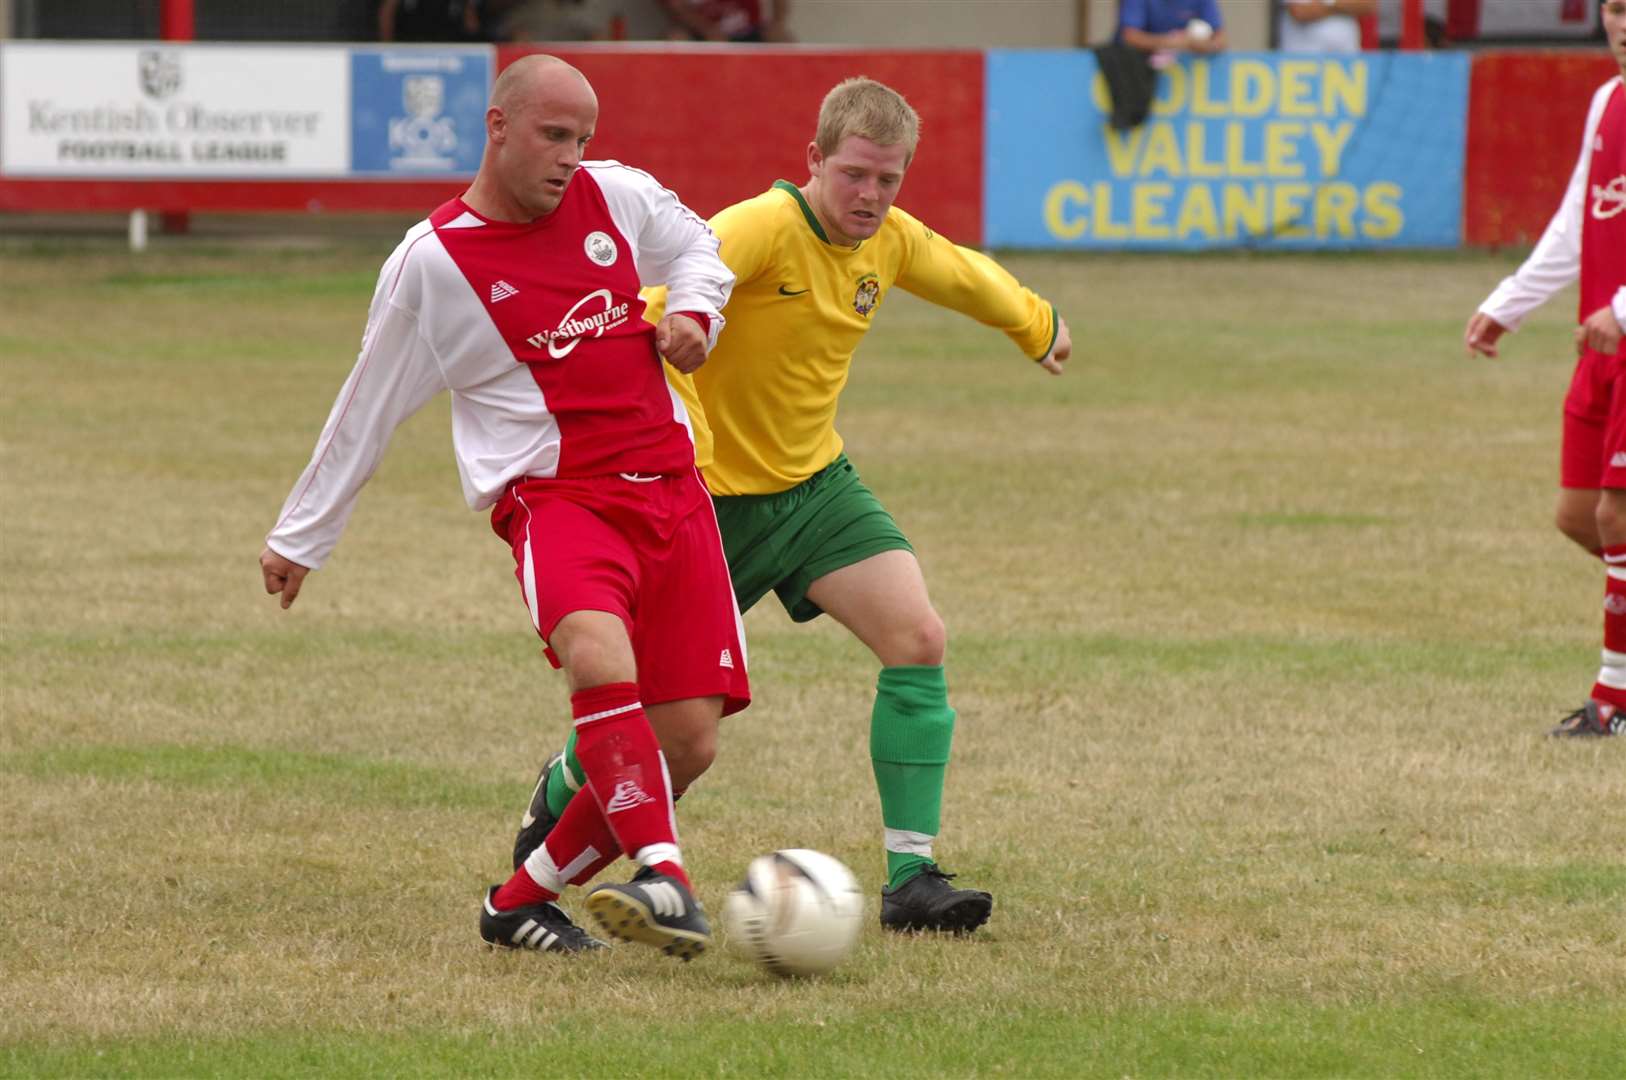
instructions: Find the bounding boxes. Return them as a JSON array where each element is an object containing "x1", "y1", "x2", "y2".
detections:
[
  {"x1": 852, "y1": 274, "x2": 880, "y2": 316},
  {"x1": 584, "y1": 231, "x2": 618, "y2": 267}
]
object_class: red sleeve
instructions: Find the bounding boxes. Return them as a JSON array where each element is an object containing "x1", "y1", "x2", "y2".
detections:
[{"x1": 672, "y1": 310, "x2": 712, "y2": 335}]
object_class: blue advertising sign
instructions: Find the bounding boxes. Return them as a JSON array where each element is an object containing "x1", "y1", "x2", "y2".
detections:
[
  {"x1": 985, "y1": 51, "x2": 1470, "y2": 249},
  {"x1": 350, "y1": 47, "x2": 491, "y2": 176}
]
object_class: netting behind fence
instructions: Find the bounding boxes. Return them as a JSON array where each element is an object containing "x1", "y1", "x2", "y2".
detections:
[{"x1": 15, "y1": 0, "x2": 376, "y2": 42}]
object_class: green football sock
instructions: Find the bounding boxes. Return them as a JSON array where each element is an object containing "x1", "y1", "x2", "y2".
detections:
[
  {"x1": 870, "y1": 664, "x2": 956, "y2": 891},
  {"x1": 543, "y1": 731, "x2": 585, "y2": 819}
]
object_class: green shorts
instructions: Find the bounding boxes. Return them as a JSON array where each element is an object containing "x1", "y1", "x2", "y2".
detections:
[{"x1": 713, "y1": 453, "x2": 913, "y2": 622}]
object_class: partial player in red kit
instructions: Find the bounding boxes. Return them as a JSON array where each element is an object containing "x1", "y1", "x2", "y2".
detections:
[
  {"x1": 1464, "y1": 0, "x2": 1626, "y2": 737},
  {"x1": 259, "y1": 55, "x2": 748, "y2": 955}
]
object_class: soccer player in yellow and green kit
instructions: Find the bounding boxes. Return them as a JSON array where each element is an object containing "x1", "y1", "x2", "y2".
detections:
[{"x1": 513, "y1": 76, "x2": 1071, "y2": 933}]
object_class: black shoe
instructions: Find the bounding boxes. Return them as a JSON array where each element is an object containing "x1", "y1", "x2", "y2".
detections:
[
  {"x1": 584, "y1": 873, "x2": 710, "y2": 961},
  {"x1": 880, "y1": 863, "x2": 993, "y2": 934},
  {"x1": 1550, "y1": 701, "x2": 1625, "y2": 738},
  {"x1": 512, "y1": 750, "x2": 565, "y2": 870},
  {"x1": 479, "y1": 886, "x2": 608, "y2": 953}
]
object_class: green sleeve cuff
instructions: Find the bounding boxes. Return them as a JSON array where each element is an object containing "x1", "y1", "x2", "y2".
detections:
[{"x1": 1031, "y1": 303, "x2": 1059, "y2": 362}]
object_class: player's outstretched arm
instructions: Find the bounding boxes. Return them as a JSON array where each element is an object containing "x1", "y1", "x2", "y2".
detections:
[
  {"x1": 1464, "y1": 311, "x2": 1509, "y2": 358},
  {"x1": 260, "y1": 546, "x2": 310, "y2": 610},
  {"x1": 1037, "y1": 316, "x2": 1071, "y2": 375}
]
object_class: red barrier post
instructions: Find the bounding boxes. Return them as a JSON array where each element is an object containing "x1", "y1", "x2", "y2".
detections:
[
  {"x1": 160, "y1": 0, "x2": 195, "y2": 41},
  {"x1": 1446, "y1": 0, "x2": 1482, "y2": 41},
  {"x1": 160, "y1": 0, "x2": 195, "y2": 235},
  {"x1": 1400, "y1": 0, "x2": 1425, "y2": 49}
]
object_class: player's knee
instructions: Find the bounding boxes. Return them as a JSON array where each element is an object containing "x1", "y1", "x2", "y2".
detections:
[
  {"x1": 664, "y1": 727, "x2": 717, "y2": 790},
  {"x1": 554, "y1": 634, "x2": 633, "y2": 687},
  {"x1": 1595, "y1": 494, "x2": 1626, "y2": 545},
  {"x1": 890, "y1": 609, "x2": 946, "y2": 666},
  {"x1": 1556, "y1": 502, "x2": 1600, "y2": 550}
]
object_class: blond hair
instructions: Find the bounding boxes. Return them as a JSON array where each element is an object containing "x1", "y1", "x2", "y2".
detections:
[{"x1": 814, "y1": 78, "x2": 920, "y2": 164}]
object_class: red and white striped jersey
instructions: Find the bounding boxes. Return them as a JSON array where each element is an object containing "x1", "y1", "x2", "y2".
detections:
[
  {"x1": 266, "y1": 161, "x2": 733, "y2": 570},
  {"x1": 1580, "y1": 79, "x2": 1626, "y2": 333},
  {"x1": 1479, "y1": 77, "x2": 1626, "y2": 336}
]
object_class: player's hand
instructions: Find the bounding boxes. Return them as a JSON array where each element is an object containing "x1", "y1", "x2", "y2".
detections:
[
  {"x1": 656, "y1": 313, "x2": 708, "y2": 374},
  {"x1": 1464, "y1": 311, "x2": 1508, "y2": 358},
  {"x1": 1037, "y1": 316, "x2": 1071, "y2": 375},
  {"x1": 1576, "y1": 306, "x2": 1624, "y2": 357},
  {"x1": 260, "y1": 546, "x2": 310, "y2": 610}
]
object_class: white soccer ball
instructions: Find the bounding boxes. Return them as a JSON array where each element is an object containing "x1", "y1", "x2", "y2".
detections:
[
  {"x1": 721, "y1": 849, "x2": 864, "y2": 977},
  {"x1": 1186, "y1": 18, "x2": 1213, "y2": 42}
]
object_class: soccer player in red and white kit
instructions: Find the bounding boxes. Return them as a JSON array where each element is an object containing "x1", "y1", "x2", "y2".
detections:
[
  {"x1": 1464, "y1": 0, "x2": 1626, "y2": 737},
  {"x1": 258, "y1": 55, "x2": 749, "y2": 956}
]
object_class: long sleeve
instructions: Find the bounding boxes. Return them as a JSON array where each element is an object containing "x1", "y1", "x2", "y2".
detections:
[
  {"x1": 892, "y1": 209, "x2": 1058, "y2": 361},
  {"x1": 1478, "y1": 84, "x2": 1611, "y2": 331},
  {"x1": 265, "y1": 287, "x2": 447, "y2": 570},
  {"x1": 590, "y1": 162, "x2": 735, "y2": 351}
]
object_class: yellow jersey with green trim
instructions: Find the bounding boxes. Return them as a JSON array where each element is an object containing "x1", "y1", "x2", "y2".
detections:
[{"x1": 653, "y1": 180, "x2": 1058, "y2": 496}]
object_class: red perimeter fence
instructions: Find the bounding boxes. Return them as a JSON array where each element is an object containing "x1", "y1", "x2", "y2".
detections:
[
  {"x1": 1463, "y1": 52, "x2": 1621, "y2": 248},
  {"x1": 1, "y1": 46, "x2": 1618, "y2": 251}
]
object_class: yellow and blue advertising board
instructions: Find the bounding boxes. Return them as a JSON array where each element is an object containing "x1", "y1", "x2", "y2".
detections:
[{"x1": 985, "y1": 51, "x2": 1469, "y2": 249}]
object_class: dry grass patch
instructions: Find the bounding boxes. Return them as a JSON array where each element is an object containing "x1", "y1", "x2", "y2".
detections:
[{"x1": 2, "y1": 239, "x2": 1622, "y2": 1075}]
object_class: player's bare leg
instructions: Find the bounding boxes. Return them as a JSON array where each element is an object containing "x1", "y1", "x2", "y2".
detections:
[
  {"x1": 645, "y1": 695, "x2": 723, "y2": 791},
  {"x1": 1555, "y1": 487, "x2": 1604, "y2": 554},
  {"x1": 806, "y1": 550, "x2": 945, "y2": 667},
  {"x1": 805, "y1": 550, "x2": 992, "y2": 933}
]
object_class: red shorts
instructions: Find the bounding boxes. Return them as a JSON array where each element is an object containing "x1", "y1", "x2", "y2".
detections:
[
  {"x1": 1561, "y1": 348, "x2": 1626, "y2": 489},
  {"x1": 491, "y1": 470, "x2": 749, "y2": 717}
]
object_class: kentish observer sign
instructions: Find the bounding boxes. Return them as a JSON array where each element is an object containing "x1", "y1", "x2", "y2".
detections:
[{"x1": 1, "y1": 43, "x2": 351, "y2": 177}]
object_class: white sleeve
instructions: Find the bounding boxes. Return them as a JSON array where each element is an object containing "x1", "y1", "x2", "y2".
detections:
[
  {"x1": 265, "y1": 263, "x2": 448, "y2": 570},
  {"x1": 1615, "y1": 286, "x2": 1626, "y2": 329},
  {"x1": 1478, "y1": 81, "x2": 1613, "y2": 332},
  {"x1": 589, "y1": 161, "x2": 734, "y2": 351}
]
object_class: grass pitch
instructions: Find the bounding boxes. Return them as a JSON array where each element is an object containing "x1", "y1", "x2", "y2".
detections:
[{"x1": 1, "y1": 231, "x2": 1622, "y2": 1078}]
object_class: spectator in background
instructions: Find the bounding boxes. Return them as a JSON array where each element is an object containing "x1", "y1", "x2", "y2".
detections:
[
  {"x1": 1375, "y1": 0, "x2": 1448, "y2": 47},
  {"x1": 1116, "y1": 0, "x2": 1226, "y2": 56},
  {"x1": 377, "y1": 0, "x2": 479, "y2": 41},
  {"x1": 659, "y1": 0, "x2": 792, "y2": 42},
  {"x1": 486, "y1": 0, "x2": 613, "y2": 41},
  {"x1": 1279, "y1": 0, "x2": 1376, "y2": 52}
]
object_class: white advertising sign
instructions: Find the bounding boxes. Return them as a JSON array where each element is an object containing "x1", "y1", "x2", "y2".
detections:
[{"x1": 1, "y1": 43, "x2": 350, "y2": 177}]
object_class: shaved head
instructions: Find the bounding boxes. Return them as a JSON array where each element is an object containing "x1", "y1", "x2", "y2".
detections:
[
  {"x1": 489, "y1": 54, "x2": 595, "y2": 119},
  {"x1": 464, "y1": 54, "x2": 600, "y2": 221}
]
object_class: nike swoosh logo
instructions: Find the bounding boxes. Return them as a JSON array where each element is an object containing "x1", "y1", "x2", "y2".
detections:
[{"x1": 778, "y1": 285, "x2": 809, "y2": 296}]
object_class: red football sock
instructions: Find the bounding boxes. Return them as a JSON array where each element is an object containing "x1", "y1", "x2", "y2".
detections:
[
  {"x1": 571, "y1": 683, "x2": 691, "y2": 890},
  {"x1": 492, "y1": 791, "x2": 625, "y2": 911},
  {"x1": 1590, "y1": 544, "x2": 1626, "y2": 708},
  {"x1": 491, "y1": 864, "x2": 555, "y2": 910},
  {"x1": 561, "y1": 786, "x2": 686, "y2": 888}
]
